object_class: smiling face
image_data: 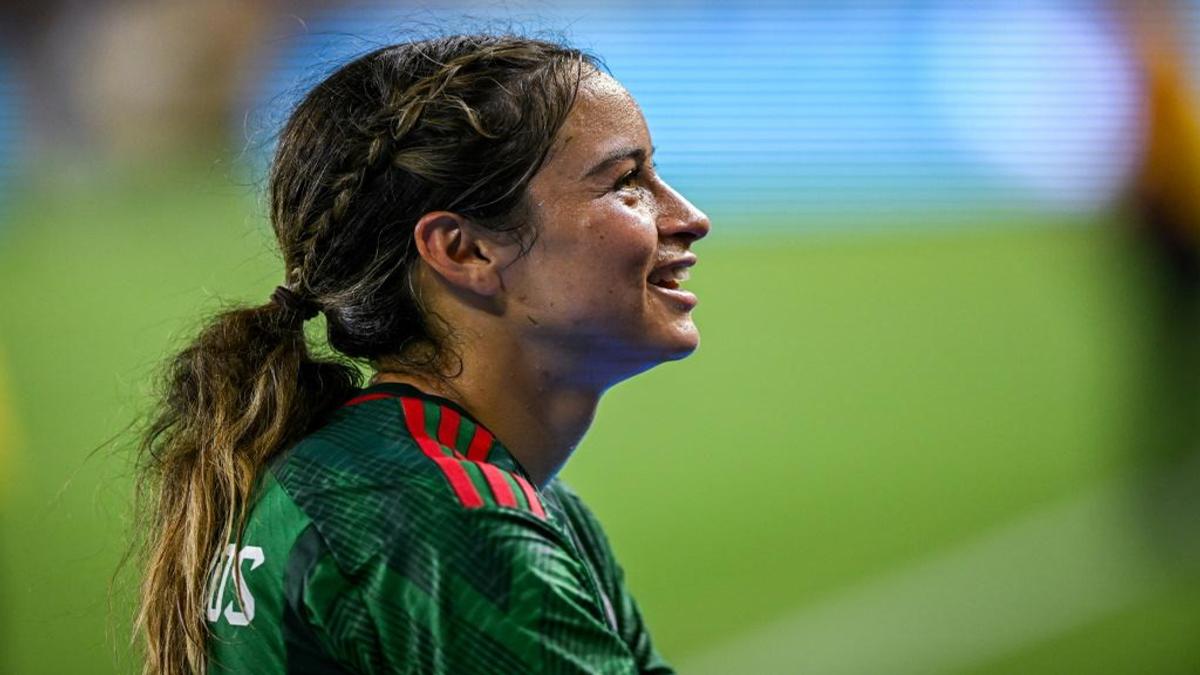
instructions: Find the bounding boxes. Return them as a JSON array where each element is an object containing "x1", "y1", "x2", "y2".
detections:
[{"x1": 498, "y1": 73, "x2": 711, "y2": 387}]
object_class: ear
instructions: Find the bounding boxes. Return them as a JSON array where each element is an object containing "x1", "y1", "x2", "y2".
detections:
[{"x1": 412, "y1": 211, "x2": 516, "y2": 296}]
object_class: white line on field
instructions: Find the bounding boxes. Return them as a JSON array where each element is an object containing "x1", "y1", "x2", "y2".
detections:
[{"x1": 681, "y1": 473, "x2": 1195, "y2": 675}]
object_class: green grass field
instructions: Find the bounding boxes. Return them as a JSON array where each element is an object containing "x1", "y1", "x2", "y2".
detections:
[{"x1": 1, "y1": 169, "x2": 1197, "y2": 673}]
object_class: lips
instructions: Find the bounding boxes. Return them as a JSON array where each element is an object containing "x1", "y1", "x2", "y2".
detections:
[
  {"x1": 647, "y1": 255, "x2": 698, "y2": 308},
  {"x1": 647, "y1": 255, "x2": 696, "y2": 290}
]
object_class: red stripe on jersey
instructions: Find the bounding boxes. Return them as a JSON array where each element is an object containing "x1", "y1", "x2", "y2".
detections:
[
  {"x1": 512, "y1": 474, "x2": 546, "y2": 519},
  {"x1": 400, "y1": 397, "x2": 484, "y2": 509},
  {"x1": 466, "y1": 423, "x2": 495, "y2": 462},
  {"x1": 437, "y1": 407, "x2": 463, "y2": 459},
  {"x1": 342, "y1": 392, "x2": 398, "y2": 407},
  {"x1": 475, "y1": 462, "x2": 518, "y2": 508}
]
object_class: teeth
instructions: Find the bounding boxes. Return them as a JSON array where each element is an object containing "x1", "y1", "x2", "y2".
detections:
[{"x1": 649, "y1": 265, "x2": 691, "y2": 286}]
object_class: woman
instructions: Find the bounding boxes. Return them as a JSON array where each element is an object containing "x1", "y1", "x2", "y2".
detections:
[{"x1": 135, "y1": 33, "x2": 709, "y2": 674}]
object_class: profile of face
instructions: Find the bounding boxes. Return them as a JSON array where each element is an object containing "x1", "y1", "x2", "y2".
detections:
[{"x1": 500, "y1": 73, "x2": 711, "y2": 386}]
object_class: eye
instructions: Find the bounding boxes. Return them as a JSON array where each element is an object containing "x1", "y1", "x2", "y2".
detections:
[{"x1": 614, "y1": 166, "x2": 642, "y2": 191}]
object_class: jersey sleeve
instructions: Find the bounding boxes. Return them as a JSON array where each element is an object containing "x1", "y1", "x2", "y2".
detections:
[
  {"x1": 603, "y1": 551, "x2": 673, "y2": 674},
  {"x1": 294, "y1": 506, "x2": 643, "y2": 674},
  {"x1": 548, "y1": 482, "x2": 675, "y2": 674},
  {"x1": 457, "y1": 508, "x2": 643, "y2": 674}
]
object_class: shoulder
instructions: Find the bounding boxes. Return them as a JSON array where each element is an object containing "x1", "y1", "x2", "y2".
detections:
[
  {"x1": 544, "y1": 477, "x2": 590, "y2": 517},
  {"x1": 543, "y1": 478, "x2": 608, "y2": 543},
  {"x1": 541, "y1": 478, "x2": 621, "y2": 571},
  {"x1": 268, "y1": 394, "x2": 549, "y2": 577},
  {"x1": 289, "y1": 490, "x2": 629, "y2": 674}
]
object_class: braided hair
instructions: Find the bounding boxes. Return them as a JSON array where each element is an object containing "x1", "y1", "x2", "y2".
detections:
[{"x1": 133, "y1": 34, "x2": 600, "y2": 675}]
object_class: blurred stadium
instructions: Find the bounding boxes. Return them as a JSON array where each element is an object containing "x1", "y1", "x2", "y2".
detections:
[{"x1": 1, "y1": 1, "x2": 1199, "y2": 673}]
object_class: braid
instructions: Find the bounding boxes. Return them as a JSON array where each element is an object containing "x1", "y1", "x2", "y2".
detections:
[
  {"x1": 301, "y1": 171, "x2": 360, "y2": 271},
  {"x1": 292, "y1": 119, "x2": 398, "y2": 291},
  {"x1": 293, "y1": 52, "x2": 496, "y2": 285},
  {"x1": 309, "y1": 38, "x2": 576, "y2": 237}
]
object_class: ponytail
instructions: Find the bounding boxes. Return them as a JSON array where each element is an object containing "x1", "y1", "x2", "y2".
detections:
[{"x1": 133, "y1": 296, "x2": 359, "y2": 675}]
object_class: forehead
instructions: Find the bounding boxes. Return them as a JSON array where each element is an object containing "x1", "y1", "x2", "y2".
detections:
[{"x1": 541, "y1": 73, "x2": 650, "y2": 177}]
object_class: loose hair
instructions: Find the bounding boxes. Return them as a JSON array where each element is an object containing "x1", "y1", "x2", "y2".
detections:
[{"x1": 133, "y1": 34, "x2": 599, "y2": 675}]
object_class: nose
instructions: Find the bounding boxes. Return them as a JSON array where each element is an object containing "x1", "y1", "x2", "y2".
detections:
[{"x1": 657, "y1": 180, "x2": 711, "y2": 243}]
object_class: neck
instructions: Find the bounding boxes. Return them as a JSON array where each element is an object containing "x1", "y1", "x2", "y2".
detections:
[{"x1": 372, "y1": 347, "x2": 602, "y2": 488}]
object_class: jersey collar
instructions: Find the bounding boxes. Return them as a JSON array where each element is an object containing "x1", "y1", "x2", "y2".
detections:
[{"x1": 342, "y1": 382, "x2": 534, "y2": 480}]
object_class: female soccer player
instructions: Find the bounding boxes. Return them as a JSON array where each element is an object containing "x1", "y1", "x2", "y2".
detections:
[{"x1": 134, "y1": 34, "x2": 709, "y2": 674}]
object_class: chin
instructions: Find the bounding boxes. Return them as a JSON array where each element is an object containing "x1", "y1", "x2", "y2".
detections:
[
  {"x1": 604, "y1": 330, "x2": 700, "y2": 387},
  {"x1": 654, "y1": 326, "x2": 701, "y2": 362},
  {"x1": 664, "y1": 340, "x2": 699, "y2": 362}
]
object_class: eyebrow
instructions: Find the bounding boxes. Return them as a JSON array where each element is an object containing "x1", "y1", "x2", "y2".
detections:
[{"x1": 581, "y1": 145, "x2": 656, "y2": 180}]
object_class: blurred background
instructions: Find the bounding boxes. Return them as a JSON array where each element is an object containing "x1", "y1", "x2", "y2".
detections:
[{"x1": 1, "y1": 0, "x2": 1199, "y2": 673}]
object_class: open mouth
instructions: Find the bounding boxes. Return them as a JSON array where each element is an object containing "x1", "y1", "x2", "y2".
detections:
[{"x1": 647, "y1": 263, "x2": 691, "y2": 291}]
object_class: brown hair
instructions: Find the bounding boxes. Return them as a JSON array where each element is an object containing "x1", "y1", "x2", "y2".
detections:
[{"x1": 133, "y1": 34, "x2": 599, "y2": 674}]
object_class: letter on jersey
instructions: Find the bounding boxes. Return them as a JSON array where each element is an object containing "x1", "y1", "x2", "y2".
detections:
[{"x1": 204, "y1": 544, "x2": 265, "y2": 626}]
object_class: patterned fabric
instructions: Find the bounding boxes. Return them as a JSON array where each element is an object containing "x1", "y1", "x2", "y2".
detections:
[{"x1": 206, "y1": 382, "x2": 672, "y2": 674}]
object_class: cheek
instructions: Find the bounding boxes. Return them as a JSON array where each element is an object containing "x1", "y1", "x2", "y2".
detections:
[
  {"x1": 587, "y1": 199, "x2": 658, "y2": 267},
  {"x1": 548, "y1": 238, "x2": 648, "y2": 313},
  {"x1": 513, "y1": 199, "x2": 659, "y2": 315},
  {"x1": 555, "y1": 199, "x2": 655, "y2": 261}
]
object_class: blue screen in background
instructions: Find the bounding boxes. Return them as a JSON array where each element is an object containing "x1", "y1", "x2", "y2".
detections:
[
  {"x1": 0, "y1": 49, "x2": 20, "y2": 224},
  {"x1": 240, "y1": 0, "x2": 1194, "y2": 230}
]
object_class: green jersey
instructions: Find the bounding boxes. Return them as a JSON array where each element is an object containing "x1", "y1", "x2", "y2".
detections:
[{"x1": 204, "y1": 382, "x2": 672, "y2": 674}]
